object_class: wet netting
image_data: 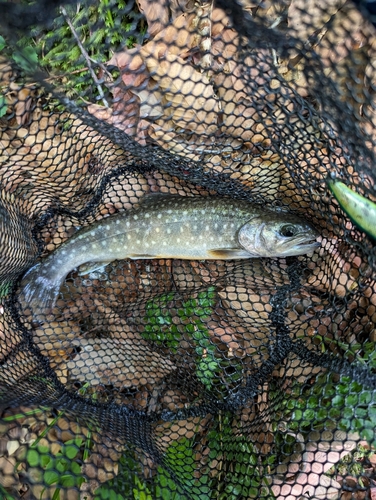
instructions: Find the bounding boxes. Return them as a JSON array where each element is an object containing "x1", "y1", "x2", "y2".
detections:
[{"x1": 0, "y1": 0, "x2": 376, "y2": 498}]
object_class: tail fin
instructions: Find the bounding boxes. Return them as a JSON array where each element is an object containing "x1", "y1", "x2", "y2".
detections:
[{"x1": 19, "y1": 262, "x2": 63, "y2": 318}]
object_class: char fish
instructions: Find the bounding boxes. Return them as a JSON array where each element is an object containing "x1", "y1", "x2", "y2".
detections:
[{"x1": 20, "y1": 194, "x2": 319, "y2": 316}]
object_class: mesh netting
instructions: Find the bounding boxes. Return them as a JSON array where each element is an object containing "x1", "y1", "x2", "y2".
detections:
[{"x1": 0, "y1": 0, "x2": 376, "y2": 498}]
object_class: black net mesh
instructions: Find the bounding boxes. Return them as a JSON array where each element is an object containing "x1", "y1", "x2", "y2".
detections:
[{"x1": 0, "y1": 0, "x2": 376, "y2": 498}]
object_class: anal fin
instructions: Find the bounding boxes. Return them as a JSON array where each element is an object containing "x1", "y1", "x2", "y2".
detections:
[{"x1": 207, "y1": 248, "x2": 254, "y2": 259}]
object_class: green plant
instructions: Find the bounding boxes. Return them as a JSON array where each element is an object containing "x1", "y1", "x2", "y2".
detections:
[
  {"x1": 26, "y1": 437, "x2": 85, "y2": 499},
  {"x1": 205, "y1": 413, "x2": 275, "y2": 500},
  {"x1": 0, "y1": 484, "x2": 16, "y2": 500},
  {"x1": 96, "y1": 412, "x2": 277, "y2": 500},
  {"x1": 143, "y1": 291, "x2": 180, "y2": 351},
  {"x1": 286, "y1": 339, "x2": 376, "y2": 446},
  {"x1": 5, "y1": 384, "x2": 93, "y2": 499},
  {"x1": 142, "y1": 287, "x2": 238, "y2": 390},
  {"x1": 325, "y1": 443, "x2": 375, "y2": 486},
  {"x1": 14, "y1": 0, "x2": 145, "y2": 102},
  {"x1": 94, "y1": 450, "x2": 178, "y2": 500}
]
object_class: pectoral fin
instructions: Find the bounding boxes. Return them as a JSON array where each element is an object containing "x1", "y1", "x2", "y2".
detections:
[
  {"x1": 208, "y1": 248, "x2": 254, "y2": 259},
  {"x1": 78, "y1": 260, "x2": 113, "y2": 275}
]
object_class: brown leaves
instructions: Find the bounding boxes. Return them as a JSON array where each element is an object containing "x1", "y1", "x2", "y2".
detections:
[
  {"x1": 67, "y1": 337, "x2": 175, "y2": 388},
  {"x1": 146, "y1": 54, "x2": 219, "y2": 134},
  {"x1": 136, "y1": 0, "x2": 170, "y2": 38}
]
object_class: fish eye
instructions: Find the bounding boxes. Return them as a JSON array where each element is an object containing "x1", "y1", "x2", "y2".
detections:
[{"x1": 279, "y1": 224, "x2": 298, "y2": 238}]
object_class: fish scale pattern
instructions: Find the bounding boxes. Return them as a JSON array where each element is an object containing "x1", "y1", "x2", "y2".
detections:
[{"x1": 0, "y1": 0, "x2": 376, "y2": 499}]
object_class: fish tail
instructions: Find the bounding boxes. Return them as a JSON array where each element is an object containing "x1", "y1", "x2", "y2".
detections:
[{"x1": 20, "y1": 262, "x2": 63, "y2": 317}]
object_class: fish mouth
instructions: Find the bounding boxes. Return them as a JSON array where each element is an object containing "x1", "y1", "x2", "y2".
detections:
[
  {"x1": 296, "y1": 240, "x2": 321, "y2": 252},
  {"x1": 298, "y1": 238, "x2": 320, "y2": 246}
]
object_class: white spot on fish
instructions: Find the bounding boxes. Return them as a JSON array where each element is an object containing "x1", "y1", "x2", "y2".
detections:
[
  {"x1": 223, "y1": 224, "x2": 227, "y2": 229},
  {"x1": 201, "y1": 210, "x2": 206, "y2": 215},
  {"x1": 205, "y1": 225, "x2": 209, "y2": 231},
  {"x1": 57, "y1": 259, "x2": 62, "y2": 264},
  {"x1": 137, "y1": 240, "x2": 140, "y2": 244},
  {"x1": 126, "y1": 221, "x2": 130, "y2": 227},
  {"x1": 163, "y1": 241, "x2": 167, "y2": 245},
  {"x1": 106, "y1": 225, "x2": 110, "y2": 230},
  {"x1": 61, "y1": 250, "x2": 67, "y2": 255},
  {"x1": 230, "y1": 223, "x2": 235, "y2": 228},
  {"x1": 145, "y1": 213, "x2": 150, "y2": 218},
  {"x1": 135, "y1": 228, "x2": 139, "y2": 233},
  {"x1": 92, "y1": 244, "x2": 97, "y2": 249},
  {"x1": 183, "y1": 210, "x2": 188, "y2": 215},
  {"x1": 127, "y1": 234, "x2": 131, "y2": 240},
  {"x1": 102, "y1": 241, "x2": 106, "y2": 246},
  {"x1": 157, "y1": 213, "x2": 162, "y2": 219},
  {"x1": 167, "y1": 228, "x2": 171, "y2": 234},
  {"x1": 167, "y1": 209, "x2": 172, "y2": 214},
  {"x1": 152, "y1": 241, "x2": 156, "y2": 244},
  {"x1": 214, "y1": 223, "x2": 218, "y2": 229},
  {"x1": 180, "y1": 227, "x2": 184, "y2": 233},
  {"x1": 116, "y1": 220, "x2": 120, "y2": 225},
  {"x1": 177, "y1": 238, "x2": 180, "y2": 243},
  {"x1": 82, "y1": 246, "x2": 87, "y2": 251},
  {"x1": 134, "y1": 215, "x2": 138, "y2": 220},
  {"x1": 155, "y1": 228, "x2": 160, "y2": 233}
]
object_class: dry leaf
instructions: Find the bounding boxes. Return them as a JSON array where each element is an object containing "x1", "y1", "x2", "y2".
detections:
[
  {"x1": 88, "y1": 88, "x2": 146, "y2": 143},
  {"x1": 140, "y1": 9, "x2": 213, "y2": 60},
  {"x1": 146, "y1": 54, "x2": 219, "y2": 133},
  {"x1": 288, "y1": 0, "x2": 345, "y2": 40},
  {"x1": 136, "y1": 0, "x2": 170, "y2": 38},
  {"x1": 108, "y1": 49, "x2": 148, "y2": 89},
  {"x1": 170, "y1": 0, "x2": 195, "y2": 19},
  {"x1": 132, "y1": 87, "x2": 164, "y2": 119},
  {"x1": 0, "y1": 456, "x2": 19, "y2": 488},
  {"x1": 67, "y1": 337, "x2": 176, "y2": 388},
  {"x1": 14, "y1": 87, "x2": 34, "y2": 126}
]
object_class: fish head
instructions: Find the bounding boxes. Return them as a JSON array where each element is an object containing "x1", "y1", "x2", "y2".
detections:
[{"x1": 237, "y1": 212, "x2": 320, "y2": 258}]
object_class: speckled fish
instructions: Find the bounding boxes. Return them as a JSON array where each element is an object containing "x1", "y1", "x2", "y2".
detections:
[
  {"x1": 327, "y1": 178, "x2": 376, "y2": 239},
  {"x1": 20, "y1": 194, "x2": 319, "y2": 316}
]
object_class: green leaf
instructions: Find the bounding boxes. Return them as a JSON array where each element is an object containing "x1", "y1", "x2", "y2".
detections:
[
  {"x1": 64, "y1": 438, "x2": 83, "y2": 459},
  {"x1": 12, "y1": 46, "x2": 38, "y2": 72},
  {"x1": 0, "y1": 36, "x2": 5, "y2": 51},
  {"x1": 61, "y1": 473, "x2": 79, "y2": 488},
  {"x1": 0, "y1": 96, "x2": 7, "y2": 118},
  {"x1": 44, "y1": 470, "x2": 60, "y2": 485},
  {"x1": 26, "y1": 449, "x2": 41, "y2": 467}
]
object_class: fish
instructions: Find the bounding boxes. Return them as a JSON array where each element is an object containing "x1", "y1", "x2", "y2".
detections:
[
  {"x1": 327, "y1": 178, "x2": 376, "y2": 240},
  {"x1": 19, "y1": 194, "x2": 319, "y2": 316}
]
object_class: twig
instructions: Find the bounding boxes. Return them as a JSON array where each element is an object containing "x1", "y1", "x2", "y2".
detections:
[{"x1": 61, "y1": 6, "x2": 110, "y2": 107}]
